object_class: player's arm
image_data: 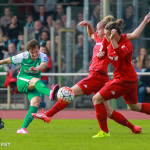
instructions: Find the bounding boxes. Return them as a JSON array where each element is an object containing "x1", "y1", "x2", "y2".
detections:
[
  {"x1": 110, "y1": 29, "x2": 119, "y2": 49},
  {"x1": 78, "y1": 21, "x2": 94, "y2": 39},
  {"x1": 126, "y1": 12, "x2": 150, "y2": 40},
  {"x1": 29, "y1": 62, "x2": 47, "y2": 71},
  {"x1": 0, "y1": 58, "x2": 11, "y2": 65}
]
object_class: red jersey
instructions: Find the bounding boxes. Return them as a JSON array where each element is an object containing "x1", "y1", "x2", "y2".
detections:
[
  {"x1": 89, "y1": 33, "x2": 110, "y2": 76},
  {"x1": 107, "y1": 35, "x2": 138, "y2": 82}
]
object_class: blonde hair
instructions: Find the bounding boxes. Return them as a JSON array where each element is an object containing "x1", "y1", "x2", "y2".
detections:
[
  {"x1": 105, "y1": 19, "x2": 124, "y2": 35},
  {"x1": 26, "y1": 39, "x2": 40, "y2": 51},
  {"x1": 101, "y1": 15, "x2": 115, "y2": 27}
]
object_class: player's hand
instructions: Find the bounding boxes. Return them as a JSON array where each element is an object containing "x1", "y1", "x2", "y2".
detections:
[
  {"x1": 78, "y1": 21, "x2": 90, "y2": 27},
  {"x1": 144, "y1": 12, "x2": 150, "y2": 23},
  {"x1": 97, "y1": 51, "x2": 105, "y2": 58},
  {"x1": 29, "y1": 67, "x2": 39, "y2": 71},
  {"x1": 110, "y1": 29, "x2": 117, "y2": 40}
]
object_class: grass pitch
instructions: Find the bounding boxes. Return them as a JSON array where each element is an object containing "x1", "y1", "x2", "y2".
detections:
[{"x1": 1, "y1": 119, "x2": 150, "y2": 150}]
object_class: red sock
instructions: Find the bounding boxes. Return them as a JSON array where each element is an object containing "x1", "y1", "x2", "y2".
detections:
[
  {"x1": 94, "y1": 103, "x2": 108, "y2": 133},
  {"x1": 46, "y1": 101, "x2": 69, "y2": 117},
  {"x1": 110, "y1": 110, "x2": 134, "y2": 132},
  {"x1": 141, "y1": 103, "x2": 150, "y2": 114}
]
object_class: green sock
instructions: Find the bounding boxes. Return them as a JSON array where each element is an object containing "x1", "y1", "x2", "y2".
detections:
[
  {"x1": 35, "y1": 80, "x2": 50, "y2": 96},
  {"x1": 21, "y1": 106, "x2": 38, "y2": 129}
]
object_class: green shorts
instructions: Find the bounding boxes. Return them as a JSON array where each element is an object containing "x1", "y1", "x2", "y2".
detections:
[{"x1": 17, "y1": 75, "x2": 42, "y2": 101}]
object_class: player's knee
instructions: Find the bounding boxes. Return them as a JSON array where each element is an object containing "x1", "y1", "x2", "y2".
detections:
[
  {"x1": 92, "y1": 95, "x2": 103, "y2": 104},
  {"x1": 29, "y1": 78, "x2": 40, "y2": 86}
]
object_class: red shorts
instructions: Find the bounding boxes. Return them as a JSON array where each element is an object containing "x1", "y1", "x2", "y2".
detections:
[
  {"x1": 99, "y1": 78, "x2": 138, "y2": 104},
  {"x1": 77, "y1": 71, "x2": 109, "y2": 95}
]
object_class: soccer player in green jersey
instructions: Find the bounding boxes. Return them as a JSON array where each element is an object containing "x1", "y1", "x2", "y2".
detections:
[{"x1": 0, "y1": 39, "x2": 59, "y2": 134}]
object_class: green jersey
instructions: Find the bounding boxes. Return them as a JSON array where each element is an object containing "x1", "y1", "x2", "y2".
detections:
[{"x1": 10, "y1": 51, "x2": 48, "y2": 79}]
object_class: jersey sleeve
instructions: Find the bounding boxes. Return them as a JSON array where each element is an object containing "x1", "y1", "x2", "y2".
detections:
[
  {"x1": 10, "y1": 53, "x2": 24, "y2": 65},
  {"x1": 39, "y1": 52, "x2": 48, "y2": 64},
  {"x1": 114, "y1": 40, "x2": 132, "y2": 57},
  {"x1": 94, "y1": 33, "x2": 99, "y2": 42}
]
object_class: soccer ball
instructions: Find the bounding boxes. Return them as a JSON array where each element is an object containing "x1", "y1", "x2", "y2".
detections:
[{"x1": 57, "y1": 86, "x2": 74, "y2": 104}]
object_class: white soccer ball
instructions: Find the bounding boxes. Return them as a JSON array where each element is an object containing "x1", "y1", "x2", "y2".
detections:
[{"x1": 57, "y1": 86, "x2": 74, "y2": 103}]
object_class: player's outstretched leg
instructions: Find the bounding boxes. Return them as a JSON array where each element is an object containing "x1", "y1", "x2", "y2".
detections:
[
  {"x1": 32, "y1": 108, "x2": 51, "y2": 123},
  {"x1": 0, "y1": 118, "x2": 4, "y2": 129},
  {"x1": 34, "y1": 80, "x2": 59, "y2": 101},
  {"x1": 110, "y1": 110, "x2": 142, "y2": 134},
  {"x1": 17, "y1": 106, "x2": 38, "y2": 134},
  {"x1": 32, "y1": 100, "x2": 69, "y2": 122}
]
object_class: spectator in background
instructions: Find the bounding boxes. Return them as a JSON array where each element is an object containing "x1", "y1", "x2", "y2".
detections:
[
  {"x1": 0, "y1": 34, "x2": 10, "y2": 60},
  {"x1": 53, "y1": 4, "x2": 65, "y2": 21},
  {"x1": 46, "y1": 40, "x2": 51, "y2": 56},
  {"x1": 75, "y1": 34, "x2": 83, "y2": 71},
  {"x1": 25, "y1": 14, "x2": 34, "y2": 27},
  {"x1": 40, "y1": 31, "x2": 49, "y2": 46},
  {"x1": 90, "y1": 5, "x2": 100, "y2": 29},
  {"x1": 34, "y1": 5, "x2": 48, "y2": 26},
  {"x1": 138, "y1": 59, "x2": 150, "y2": 103},
  {"x1": 75, "y1": 34, "x2": 93, "y2": 71},
  {"x1": 5, "y1": 15, "x2": 23, "y2": 45},
  {"x1": 0, "y1": 33, "x2": 11, "y2": 54},
  {"x1": 54, "y1": 19, "x2": 63, "y2": 34},
  {"x1": 34, "y1": 0, "x2": 56, "y2": 15},
  {"x1": 54, "y1": 34, "x2": 59, "y2": 71},
  {"x1": 39, "y1": 44, "x2": 52, "y2": 108},
  {"x1": 0, "y1": 7, "x2": 12, "y2": 34},
  {"x1": 61, "y1": 14, "x2": 67, "y2": 27},
  {"x1": 132, "y1": 57, "x2": 141, "y2": 72},
  {"x1": 3, "y1": 42, "x2": 20, "y2": 93},
  {"x1": 3, "y1": 42, "x2": 19, "y2": 72},
  {"x1": 76, "y1": 12, "x2": 84, "y2": 32},
  {"x1": 42, "y1": 15, "x2": 53, "y2": 33},
  {"x1": 16, "y1": 32, "x2": 24, "y2": 52},
  {"x1": 33, "y1": 20, "x2": 42, "y2": 41},
  {"x1": 137, "y1": 47, "x2": 149, "y2": 71},
  {"x1": 71, "y1": 20, "x2": 82, "y2": 43},
  {"x1": 123, "y1": 4, "x2": 134, "y2": 32}
]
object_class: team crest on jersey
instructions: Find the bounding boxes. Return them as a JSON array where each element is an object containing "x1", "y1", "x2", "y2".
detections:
[{"x1": 44, "y1": 57, "x2": 48, "y2": 62}]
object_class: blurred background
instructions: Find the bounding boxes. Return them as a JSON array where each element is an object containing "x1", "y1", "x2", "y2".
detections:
[{"x1": 0, "y1": 0, "x2": 150, "y2": 110}]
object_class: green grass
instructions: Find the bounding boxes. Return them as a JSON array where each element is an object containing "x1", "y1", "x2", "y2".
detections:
[{"x1": 1, "y1": 119, "x2": 150, "y2": 150}]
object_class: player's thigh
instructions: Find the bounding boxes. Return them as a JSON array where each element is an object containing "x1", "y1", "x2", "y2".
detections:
[
  {"x1": 76, "y1": 75, "x2": 106, "y2": 96},
  {"x1": 28, "y1": 77, "x2": 40, "y2": 90},
  {"x1": 71, "y1": 84, "x2": 84, "y2": 97},
  {"x1": 17, "y1": 76, "x2": 34, "y2": 93},
  {"x1": 123, "y1": 85, "x2": 138, "y2": 105}
]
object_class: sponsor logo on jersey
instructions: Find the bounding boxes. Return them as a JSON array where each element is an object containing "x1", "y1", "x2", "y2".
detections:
[
  {"x1": 84, "y1": 84, "x2": 87, "y2": 88},
  {"x1": 96, "y1": 42, "x2": 102, "y2": 45},
  {"x1": 121, "y1": 45, "x2": 125, "y2": 49},
  {"x1": 108, "y1": 55, "x2": 118, "y2": 61},
  {"x1": 24, "y1": 70, "x2": 39, "y2": 73},
  {"x1": 111, "y1": 91, "x2": 115, "y2": 95},
  {"x1": 44, "y1": 57, "x2": 48, "y2": 62}
]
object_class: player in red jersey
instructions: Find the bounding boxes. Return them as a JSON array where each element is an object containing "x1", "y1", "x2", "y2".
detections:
[
  {"x1": 92, "y1": 16, "x2": 150, "y2": 138},
  {"x1": 32, "y1": 13, "x2": 150, "y2": 135}
]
